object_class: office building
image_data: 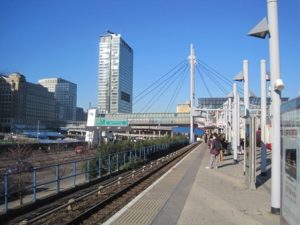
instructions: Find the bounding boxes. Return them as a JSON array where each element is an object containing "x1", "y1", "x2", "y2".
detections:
[
  {"x1": 98, "y1": 33, "x2": 133, "y2": 113},
  {"x1": 176, "y1": 101, "x2": 191, "y2": 113},
  {"x1": 39, "y1": 78, "x2": 77, "y2": 121},
  {"x1": 76, "y1": 107, "x2": 87, "y2": 121},
  {"x1": 0, "y1": 73, "x2": 56, "y2": 132}
]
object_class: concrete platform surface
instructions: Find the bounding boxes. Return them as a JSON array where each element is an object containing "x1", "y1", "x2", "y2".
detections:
[{"x1": 104, "y1": 142, "x2": 280, "y2": 225}]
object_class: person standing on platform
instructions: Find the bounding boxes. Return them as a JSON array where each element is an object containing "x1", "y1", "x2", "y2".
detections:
[
  {"x1": 204, "y1": 133, "x2": 208, "y2": 143},
  {"x1": 207, "y1": 133, "x2": 213, "y2": 148},
  {"x1": 218, "y1": 133, "x2": 225, "y2": 161},
  {"x1": 206, "y1": 133, "x2": 221, "y2": 169}
]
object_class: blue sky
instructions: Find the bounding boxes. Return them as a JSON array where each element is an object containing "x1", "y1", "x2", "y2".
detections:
[{"x1": 0, "y1": 0, "x2": 299, "y2": 112}]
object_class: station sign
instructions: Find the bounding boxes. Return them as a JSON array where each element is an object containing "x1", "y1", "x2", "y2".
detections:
[{"x1": 95, "y1": 118, "x2": 128, "y2": 126}]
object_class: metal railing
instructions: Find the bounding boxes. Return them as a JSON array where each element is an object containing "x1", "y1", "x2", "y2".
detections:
[{"x1": 1, "y1": 140, "x2": 188, "y2": 213}]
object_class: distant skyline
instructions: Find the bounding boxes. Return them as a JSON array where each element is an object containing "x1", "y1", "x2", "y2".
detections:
[{"x1": 1, "y1": 0, "x2": 299, "y2": 112}]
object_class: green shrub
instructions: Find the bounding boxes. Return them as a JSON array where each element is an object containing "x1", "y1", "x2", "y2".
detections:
[{"x1": 84, "y1": 136, "x2": 188, "y2": 179}]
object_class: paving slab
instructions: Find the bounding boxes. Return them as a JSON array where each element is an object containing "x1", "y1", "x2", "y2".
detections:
[{"x1": 104, "y1": 142, "x2": 280, "y2": 225}]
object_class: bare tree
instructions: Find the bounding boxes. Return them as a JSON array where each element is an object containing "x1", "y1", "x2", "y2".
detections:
[{"x1": 6, "y1": 142, "x2": 32, "y2": 205}]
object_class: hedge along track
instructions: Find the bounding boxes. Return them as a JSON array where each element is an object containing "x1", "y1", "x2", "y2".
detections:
[{"x1": 15, "y1": 143, "x2": 198, "y2": 225}]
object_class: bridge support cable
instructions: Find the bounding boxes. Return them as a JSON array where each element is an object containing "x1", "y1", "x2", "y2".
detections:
[
  {"x1": 198, "y1": 60, "x2": 234, "y2": 86},
  {"x1": 196, "y1": 64, "x2": 229, "y2": 96},
  {"x1": 141, "y1": 64, "x2": 189, "y2": 113},
  {"x1": 165, "y1": 65, "x2": 189, "y2": 112},
  {"x1": 195, "y1": 66, "x2": 213, "y2": 98},
  {"x1": 139, "y1": 63, "x2": 189, "y2": 113},
  {"x1": 133, "y1": 59, "x2": 188, "y2": 105},
  {"x1": 197, "y1": 60, "x2": 244, "y2": 95},
  {"x1": 198, "y1": 60, "x2": 244, "y2": 93}
]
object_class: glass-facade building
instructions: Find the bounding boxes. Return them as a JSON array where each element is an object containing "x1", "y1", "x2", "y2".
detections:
[
  {"x1": 98, "y1": 33, "x2": 133, "y2": 114},
  {"x1": 39, "y1": 78, "x2": 77, "y2": 121}
]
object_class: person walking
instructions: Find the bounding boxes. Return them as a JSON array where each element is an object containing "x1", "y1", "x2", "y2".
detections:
[
  {"x1": 204, "y1": 133, "x2": 208, "y2": 143},
  {"x1": 206, "y1": 133, "x2": 221, "y2": 169},
  {"x1": 218, "y1": 134, "x2": 225, "y2": 161}
]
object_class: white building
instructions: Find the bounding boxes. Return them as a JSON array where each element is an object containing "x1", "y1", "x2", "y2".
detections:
[
  {"x1": 98, "y1": 33, "x2": 133, "y2": 113},
  {"x1": 39, "y1": 78, "x2": 77, "y2": 121}
]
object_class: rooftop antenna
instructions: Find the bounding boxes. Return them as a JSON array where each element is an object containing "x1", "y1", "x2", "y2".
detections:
[{"x1": 107, "y1": 30, "x2": 116, "y2": 35}]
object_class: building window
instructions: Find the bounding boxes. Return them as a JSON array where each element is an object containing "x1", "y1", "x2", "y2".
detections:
[{"x1": 121, "y1": 91, "x2": 130, "y2": 103}]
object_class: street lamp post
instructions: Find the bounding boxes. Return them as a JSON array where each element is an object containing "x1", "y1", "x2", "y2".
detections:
[
  {"x1": 243, "y1": 60, "x2": 249, "y2": 176},
  {"x1": 248, "y1": 0, "x2": 283, "y2": 214},
  {"x1": 234, "y1": 60, "x2": 249, "y2": 171},
  {"x1": 228, "y1": 97, "x2": 232, "y2": 145},
  {"x1": 268, "y1": 0, "x2": 283, "y2": 214},
  {"x1": 232, "y1": 83, "x2": 239, "y2": 164},
  {"x1": 189, "y1": 44, "x2": 196, "y2": 143},
  {"x1": 260, "y1": 59, "x2": 268, "y2": 176},
  {"x1": 224, "y1": 101, "x2": 228, "y2": 141}
]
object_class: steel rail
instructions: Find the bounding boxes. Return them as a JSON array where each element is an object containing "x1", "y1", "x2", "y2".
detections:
[{"x1": 65, "y1": 144, "x2": 197, "y2": 225}]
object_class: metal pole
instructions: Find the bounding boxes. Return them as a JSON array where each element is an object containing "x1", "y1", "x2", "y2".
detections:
[
  {"x1": 237, "y1": 93, "x2": 240, "y2": 154},
  {"x1": 243, "y1": 60, "x2": 250, "y2": 113},
  {"x1": 260, "y1": 59, "x2": 267, "y2": 176},
  {"x1": 228, "y1": 98, "x2": 232, "y2": 144},
  {"x1": 225, "y1": 102, "x2": 228, "y2": 141},
  {"x1": 250, "y1": 116, "x2": 257, "y2": 190},
  {"x1": 116, "y1": 153, "x2": 119, "y2": 172},
  {"x1": 233, "y1": 83, "x2": 238, "y2": 163},
  {"x1": 108, "y1": 155, "x2": 111, "y2": 175},
  {"x1": 56, "y1": 164, "x2": 60, "y2": 193},
  {"x1": 189, "y1": 44, "x2": 196, "y2": 143},
  {"x1": 33, "y1": 168, "x2": 37, "y2": 202},
  {"x1": 216, "y1": 110, "x2": 219, "y2": 129},
  {"x1": 86, "y1": 159, "x2": 90, "y2": 182},
  {"x1": 243, "y1": 60, "x2": 249, "y2": 174},
  {"x1": 267, "y1": 0, "x2": 281, "y2": 214},
  {"x1": 98, "y1": 157, "x2": 102, "y2": 177},
  {"x1": 73, "y1": 161, "x2": 77, "y2": 186}
]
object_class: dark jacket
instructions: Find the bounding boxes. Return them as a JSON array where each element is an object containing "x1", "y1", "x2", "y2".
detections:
[{"x1": 210, "y1": 138, "x2": 217, "y2": 154}]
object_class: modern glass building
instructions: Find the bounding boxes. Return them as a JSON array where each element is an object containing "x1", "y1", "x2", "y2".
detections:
[
  {"x1": 98, "y1": 33, "x2": 133, "y2": 114},
  {"x1": 39, "y1": 78, "x2": 77, "y2": 121}
]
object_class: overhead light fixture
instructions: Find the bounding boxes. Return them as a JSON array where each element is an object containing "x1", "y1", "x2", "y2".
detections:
[
  {"x1": 274, "y1": 78, "x2": 284, "y2": 91},
  {"x1": 233, "y1": 71, "x2": 244, "y2": 81},
  {"x1": 248, "y1": 17, "x2": 269, "y2": 39}
]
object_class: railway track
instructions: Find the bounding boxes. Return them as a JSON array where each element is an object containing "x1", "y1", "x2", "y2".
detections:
[
  {"x1": 0, "y1": 149, "x2": 97, "y2": 173},
  {"x1": 4, "y1": 143, "x2": 198, "y2": 225}
]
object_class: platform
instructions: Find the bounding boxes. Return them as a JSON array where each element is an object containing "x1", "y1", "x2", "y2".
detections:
[{"x1": 104, "y1": 142, "x2": 279, "y2": 225}]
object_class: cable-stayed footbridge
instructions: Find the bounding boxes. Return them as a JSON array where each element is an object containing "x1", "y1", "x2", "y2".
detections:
[{"x1": 85, "y1": 45, "x2": 247, "y2": 143}]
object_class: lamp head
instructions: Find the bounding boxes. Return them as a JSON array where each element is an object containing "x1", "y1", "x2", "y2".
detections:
[
  {"x1": 248, "y1": 17, "x2": 269, "y2": 39},
  {"x1": 274, "y1": 78, "x2": 284, "y2": 91},
  {"x1": 233, "y1": 71, "x2": 244, "y2": 81}
]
